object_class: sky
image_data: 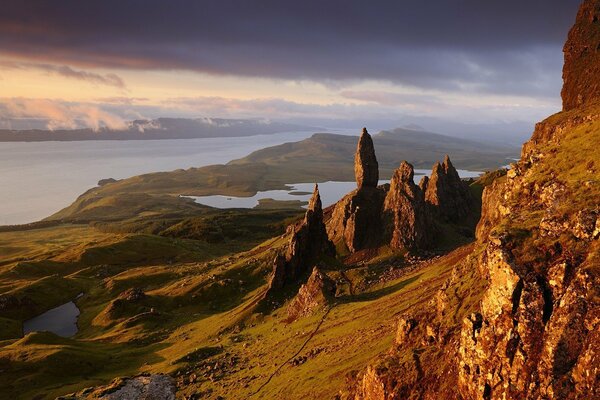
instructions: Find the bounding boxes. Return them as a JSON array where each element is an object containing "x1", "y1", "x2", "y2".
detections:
[{"x1": 0, "y1": 0, "x2": 583, "y2": 140}]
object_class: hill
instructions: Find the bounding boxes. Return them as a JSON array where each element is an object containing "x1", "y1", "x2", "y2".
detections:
[
  {"x1": 0, "y1": 117, "x2": 313, "y2": 142},
  {"x1": 45, "y1": 127, "x2": 516, "y2": 223}
]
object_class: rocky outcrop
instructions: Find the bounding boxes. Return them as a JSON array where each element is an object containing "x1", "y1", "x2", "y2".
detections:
[
  {"x1": 458, "y1": 235, "x2": 600, "y2": 399},
  {"x1": 355, "y1": 128, "x2": 379, "y2": 189},
  {"x1": 60, "y1": 374, "x2": 176, "y2": 399},
  {"x1": 346, "y1": 3, "x2": 600, "y2": 399},
  {"x1": 267, "y1": 185, "x2": 335, "y2": 293},
  {"x1": 328, "y1": 128, "x2": 387, "y2": 252},
  {"x1": 328, "y1": 132, "x2": 475, "y2": 252},
  {"x1": 287, "y1": 267, "x2": 336, "y2": 321},
  {"x1": 327, "y1": 186, "x2": 387, "y2": 252},
  {"x1": 383, "y1": 162, "x2": 433, "y2": 250},
  {"x1": 456, "y1": 5, "x2": 600, "y2": 396},
  {"x1": 562, "y1": 0, "x2": 600, "y2": 111},
  {"x1": 395, "y1": 315, "x2": 418, "y2": 345},
  {"x1": 424, "y1": 155, "x2": 476, "y2": 224}
]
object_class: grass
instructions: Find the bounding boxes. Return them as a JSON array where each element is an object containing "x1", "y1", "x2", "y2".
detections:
[
  {"x1": 0, "y1": 128, "x2": 517, "y2": 398},
  {"x1": 0, "y1": 212, "x2": 475, "y2": 399},
  {"x1": 492, "y1": 105, "x2": 600, "y2": 270}
]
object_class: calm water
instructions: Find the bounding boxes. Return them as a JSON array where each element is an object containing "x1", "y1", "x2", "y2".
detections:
[
  {"x1": 23, "y1": 301, "x2": 80, "y2": 337},
  {"x1": 187, "y1": 169, "x2": 482, "y2": 209},
  {"x1": 0, "y1": 131, "x2": 316, "y2": 225}
]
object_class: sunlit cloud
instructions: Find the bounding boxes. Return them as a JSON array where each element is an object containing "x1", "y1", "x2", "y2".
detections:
[
  {"x1": 0, "y1": 61, "x2": 127, "y2": 89},
  {"x1": 0, "y1": 98, "x2": 127, "y2": 131}
]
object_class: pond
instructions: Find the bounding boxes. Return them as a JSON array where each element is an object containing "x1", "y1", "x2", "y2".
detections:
[{"x1": 23, "y1": 300, "x2": 81, "y2": 337}]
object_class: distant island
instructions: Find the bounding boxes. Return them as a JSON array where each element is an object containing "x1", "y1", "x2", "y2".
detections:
[{"x1": 0, "y1": 117, "x2": 314, "y2": 142}]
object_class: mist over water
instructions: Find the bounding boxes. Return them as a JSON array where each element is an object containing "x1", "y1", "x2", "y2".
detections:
[{"x1": 0, "y1": 131, "x2": 315, "y2": 225}]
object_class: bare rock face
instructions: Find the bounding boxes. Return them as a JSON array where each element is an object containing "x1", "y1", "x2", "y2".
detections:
[
  {"x1": 395, "y1": 315, "x2": 418, "y2": 345},
  {"x1": 383, "y1": 162, "x2": 433, "y2": 250},
  {"x1": 562, "y1": 0, "x2": 600, "y2": 111},
  {"x1": 355, "y1": 128, "x2": 379, "y2": 189},
  {"x1": 327, "y1": 186, "x2": 387, "y2": 252},
  {"x1": 267, "y1": 185, "x2": 335, "y2": 293},
  {"x1": 425, "y1": 155, "x2": 476, "y2": 224},
  {"x1": 328, "y1": 128, "x2": 386, "y2": 252},
  {"x1": 287, "y1": 267, "x2": 336, "y2": 321},
  {"x1": 458, "y1": 237, "x2": 600, "y2": 400}
]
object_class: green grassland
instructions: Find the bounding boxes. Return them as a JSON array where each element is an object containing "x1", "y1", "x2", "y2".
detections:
[
  {"x1": 0, "y1": 128, "x2": 517, "y2": 398},
  {"x1": 0, "y1": 170, "x2": 501, "y2": 398},
  {"x1": 0, "y1": 224, "x2": 478, "y2": 399}
]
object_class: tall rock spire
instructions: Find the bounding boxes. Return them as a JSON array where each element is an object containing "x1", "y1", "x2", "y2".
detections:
[
  {"x1": 265, "y1": 182, "x2": 335, "y2": 298},
  {"x1": 383, "y1": 161, "x2": 433, "y2": 250},
  {"x1": 354, "y1": 128, "x2": 379, "y2": 189},
  {"x1": 307, "y1": 183, "x2": 322, "y2": 214},
  {"x1": 425, "y1": 155, "x2": 475, "y2": 224},
  {"x1": 561, "y1": 0, "x2": 600, "y2": 110}
]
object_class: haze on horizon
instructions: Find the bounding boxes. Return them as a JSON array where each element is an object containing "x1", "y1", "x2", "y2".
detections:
[{"x1": 0, "y1": 0, "x2": 583, "y2": 141}]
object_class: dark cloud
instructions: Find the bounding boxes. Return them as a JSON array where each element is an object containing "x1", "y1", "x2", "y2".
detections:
[{"x1": 0, "y1": 0, "x2": 581, "y2": 98}]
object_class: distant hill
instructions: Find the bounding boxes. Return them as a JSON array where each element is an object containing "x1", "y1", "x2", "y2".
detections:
[
  {"x1": 0, "y1": 117, "x2": 314, "y2": 142},
  {"x1": 46, "y1": 127, "x2": 517, "y2": 223},
  {"x1": 234, "y1": 127, "x2": 518, "y2": 173}
]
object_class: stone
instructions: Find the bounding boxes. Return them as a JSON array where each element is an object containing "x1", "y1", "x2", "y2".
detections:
[
  {"x1": 62, "y1": 374, "x2": 176, "y2": 399},
  {"x1": 425, "y1": 155, "x2": 476, "y2": 224},
  {"x1": 354, "y1": 128, "x2": 379, "y2": 189},
  {"x1": 287, "y1": 267, "x2": 336, "y2": 320},
  {"x1": 265, "y1": 185, "x2": 335, "y2": 294},
  {"x1": 383, "y1": 161, "x2": 433, "y2": 250},
  {"x1": 327, "y1": 186, "x2": 386, "y2": 252},
  {"x1": 395, "y1": 316, "x2": 418, "y2": 345}
]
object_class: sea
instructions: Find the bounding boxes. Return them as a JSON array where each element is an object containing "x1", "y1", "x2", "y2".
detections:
[{"x1": 0, "y1": 131, "x2": 317, "y2": 225}]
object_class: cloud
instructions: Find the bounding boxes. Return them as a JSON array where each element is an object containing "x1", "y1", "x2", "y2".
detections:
[
  {"x1": 159, "y1": 94, "x2": 557, "y2": 125},
  {"x1": 339, "y1": 90, "x2": 444, "y2": 107},
  {"x1": 0, "y1": 98, "x2": 127, "y2": 130},
  {"x1": 0, "y1": 61, "x2": 126, "y2": 88},
  {"x1": 0, "y1": 0, "x2": 580, "y2": 99}
]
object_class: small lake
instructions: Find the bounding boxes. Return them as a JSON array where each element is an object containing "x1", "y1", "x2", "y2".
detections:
[
  {"x1": 23, "y1": 301, "x2": 80, "y2": 337},
  {"x1": 186, "y1": 169, "x2": 482, "y2": 209}
]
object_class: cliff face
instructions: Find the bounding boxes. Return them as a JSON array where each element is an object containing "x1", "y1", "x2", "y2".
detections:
[
  {"x1": 458, "y1": 106, "x2": 600, "y2": 399},
  {"x1": 348, "y1": 2, "x2": 600, "y2": 399},
  {"x1": 562, "y1": 0, "x2": 600, "y2": 111},
  {"x1": 459, "y1": 2, "x2": 600, "y2": 397}
]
